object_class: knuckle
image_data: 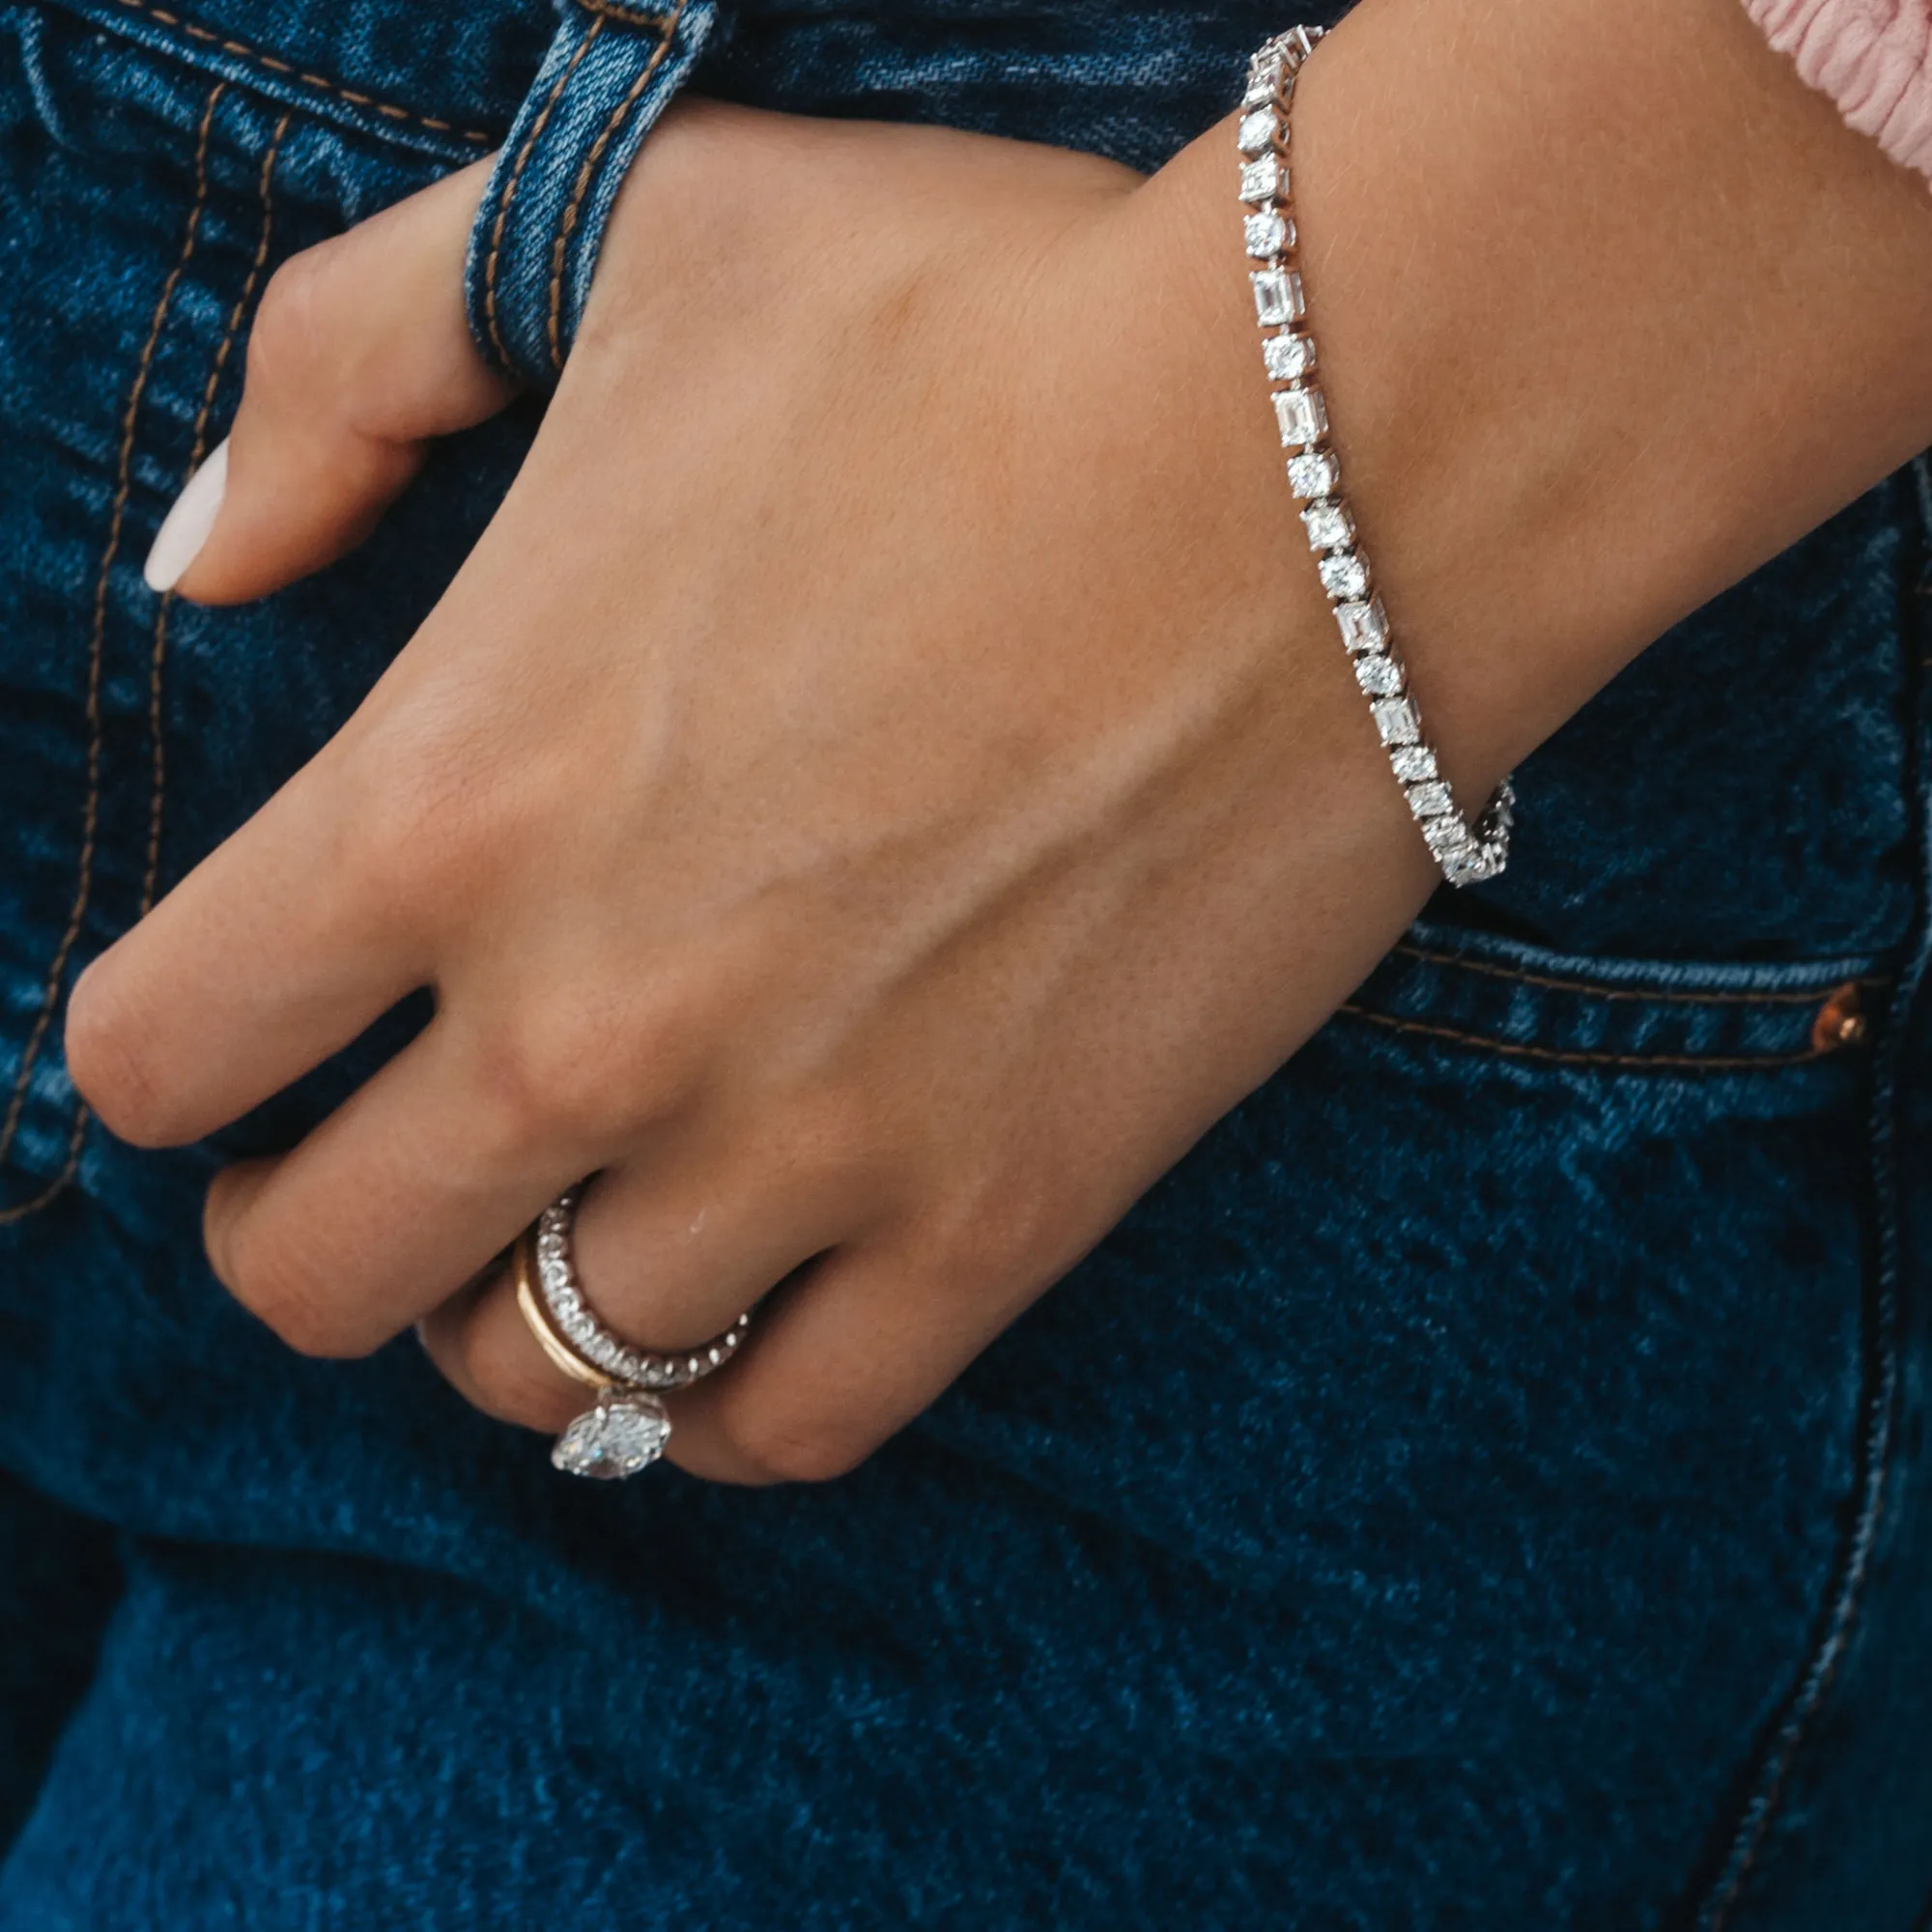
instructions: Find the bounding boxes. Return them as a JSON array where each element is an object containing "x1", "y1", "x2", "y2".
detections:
[
  {"x1": 216, "y1": 1230, "x2": 362, "y2": 1359},
  {"x1": 341, "y1": 733, "x2": 493, "y2": 912},
  {"x1": 465, "y1": 984, "x2": 710, "y2": 1160},
  {"x1": 246, "y1": 249, "x2": 331, "y2": 396},
  {"x1": 916, "y1": 1154, "x2": 1082, "y2": 1299},
  {"x1": 466, "y1": 1004, "x2": 635, "y2": 1156},
  {"x1": 723, "y1": 1406, "x2": 878, "y2": 1487},
  {"x1": 215, "y1": 1190, "x2": 373, "y2": 1360},
  {"x1": 64, "y1": 965, "x2": 182, "y2": 1147}
]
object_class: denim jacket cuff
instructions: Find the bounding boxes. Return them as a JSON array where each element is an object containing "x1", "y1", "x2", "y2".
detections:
[{"x1": 464, "y1": 0, "x2": 719, "y2": 388}]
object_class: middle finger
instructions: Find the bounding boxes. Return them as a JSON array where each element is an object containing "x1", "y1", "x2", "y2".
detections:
[{"x1": 204, "y1": 1015, "x2": 592, "y2": 1356}]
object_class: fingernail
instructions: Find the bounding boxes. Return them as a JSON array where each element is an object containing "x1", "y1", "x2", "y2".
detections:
[{"x1": 143, "y1": 439, "x2": 229, "y2": 593}]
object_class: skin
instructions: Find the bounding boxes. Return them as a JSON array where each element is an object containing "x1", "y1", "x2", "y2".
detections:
[{"x1": 62, "y1": 0, "x2": 1932, "y2": 1484}]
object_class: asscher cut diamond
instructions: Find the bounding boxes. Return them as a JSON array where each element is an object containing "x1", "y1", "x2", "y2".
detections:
[
  {"x1": 1272, "y1": 383, "x2": 1325, "y2": 446},
  {"x1": 1288, "y1": 450, "x2": 1340, "y2": 500},
  {"x1": 1239, "y1": 155, "x2": 1288, "y2": 204},
  {"x1": 1373, "y1": 697, "x2": 1420, "y2": 746},
  {"x1": 1237, "y1": 108, "x2": 1278, "y2": 156},
  {"x1": 1334, "y1": 597, "x2": 1388, "y2": 652},
  {"x1": 1251, "y1": 269, "x2": 1304, "y2": 327},
  {"x1": 1301, "y1": 501, "x2": 1353, "y2": 552},
  {"x1": 1405, "y1": 781, "x2": 1454, "y2": 819},
  {"x1": 1353, "y1": 653, "x2": 1402, "y2": 696},
  {"x1": 1264, "y1": 332, "x2": 1316, "y2": 383},
  {"x1": 1389, "y1": 743, "x2": 1437, "y2": 782},
  {"x1": 1319, "y1": 552, "x2": 1370, "y2": 602},
  {"x1": 1423, "y1": 815, "x2": 1472, "y2": 855}
]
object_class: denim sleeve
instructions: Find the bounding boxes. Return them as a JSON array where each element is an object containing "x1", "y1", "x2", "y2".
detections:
[{"x1": 463, "y1": 0, "x2": 719, "y2": 387}]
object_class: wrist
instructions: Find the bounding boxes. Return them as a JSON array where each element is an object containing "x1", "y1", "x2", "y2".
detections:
[{"x1": 1134, "y1": 0, "x2": 1932, "y2": 830}]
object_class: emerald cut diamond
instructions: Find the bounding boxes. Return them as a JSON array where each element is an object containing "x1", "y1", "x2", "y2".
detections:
[
  {"x1": 1335, "y1": 597, "x2": 1389, "y2": 652},
  {"x1": 1252, "y1": 269, "x2": 1304, "y2": 327},
  {"x1": 1373, "y1": 697, "x2": 1420, "y2": 747},
  {"x1": 1272, "y1": 382, "x2": 1325, "y2": 445}
]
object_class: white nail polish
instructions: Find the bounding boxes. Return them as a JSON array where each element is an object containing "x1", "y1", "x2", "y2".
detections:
[{"x1": 143, "y1": 439, "x2": 229, "y2": 592}]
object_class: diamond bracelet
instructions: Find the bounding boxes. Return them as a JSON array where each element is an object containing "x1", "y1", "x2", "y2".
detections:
[{"x1": 1239, "y1": 27, "x2": 1514, "y2": 887}]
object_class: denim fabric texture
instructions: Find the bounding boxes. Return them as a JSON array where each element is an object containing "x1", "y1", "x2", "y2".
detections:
[{"x1": 0, "y1": 0, "x2": 1929, "y2": 1925}]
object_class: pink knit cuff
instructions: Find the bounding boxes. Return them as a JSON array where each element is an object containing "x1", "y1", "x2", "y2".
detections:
[{"x1": 1747, "y1": 0, "x2": 1932, "y2": 184}]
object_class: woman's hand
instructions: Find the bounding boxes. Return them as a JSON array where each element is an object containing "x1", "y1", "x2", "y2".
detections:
[
  {"x1": 69, "y1": 99, "x2": 1443, "y2": 1481},
  {"x1": 68, "y1": 0, "x2": 1932, "y2": 1483}
]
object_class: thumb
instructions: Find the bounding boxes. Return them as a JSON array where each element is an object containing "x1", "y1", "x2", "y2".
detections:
[{"x1": 145, "y1": 156, "x2": 515, "y2": 606}]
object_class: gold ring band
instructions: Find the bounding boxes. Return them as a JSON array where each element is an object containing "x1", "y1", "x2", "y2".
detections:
[
  {"x1": 512, "y1": 1225, "x2": 615, "y2": 1391},
  {"x1": 510, "y1": 1188, "x2": 755, "y2": 1480}
]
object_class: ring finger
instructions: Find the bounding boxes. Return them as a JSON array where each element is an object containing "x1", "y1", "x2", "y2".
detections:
[{"x1": 416, "y1": 1134, "x2": 879, "y2": 1432}]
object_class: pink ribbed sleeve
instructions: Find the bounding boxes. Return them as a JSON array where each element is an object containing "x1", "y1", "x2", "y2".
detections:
[{"x1": 1747, "y1": 0, "x2": 1932, "y2": 183}]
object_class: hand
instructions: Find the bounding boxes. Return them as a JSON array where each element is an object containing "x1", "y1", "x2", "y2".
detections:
[{"x1": 67, "y1": 98, "x2": 1447, "y2": 1481}]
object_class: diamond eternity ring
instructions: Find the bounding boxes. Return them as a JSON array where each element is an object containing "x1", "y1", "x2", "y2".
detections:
[{"x1": 513, "y1": 1187, "x2": 753, "y2": 1480}]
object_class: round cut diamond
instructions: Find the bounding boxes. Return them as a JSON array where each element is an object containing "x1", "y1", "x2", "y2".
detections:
[
  {"x1": 1319, "y1": 552, "x2": 1369, "y2": 602},
  {"x1": 1264, "y1": 333, "x2": 1317, "y2": 383},
  {"x1": 1353, "y1": 653, "x2": 1402, "y2": 696},
  {"x1": 1244, "y1": 211, "x2": 1291, "y2": 259},
  {"x1": 1237, "y1": 108, "x2": 1278, "y2": 156}
]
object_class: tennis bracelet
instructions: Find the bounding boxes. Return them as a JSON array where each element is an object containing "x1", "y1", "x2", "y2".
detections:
[{"x1": 1240, "y1": 26, "x2": 1514, "y2": 887}]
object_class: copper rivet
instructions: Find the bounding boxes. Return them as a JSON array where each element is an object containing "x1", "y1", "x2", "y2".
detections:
[{"x1": 1811, "y1": 983, "x2": 1867, "y2": 1055}]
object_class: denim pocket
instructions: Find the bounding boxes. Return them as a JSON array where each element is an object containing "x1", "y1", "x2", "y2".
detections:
[{"x1": 876, "y1": 918, "x2": 1893, "y2": 1922}]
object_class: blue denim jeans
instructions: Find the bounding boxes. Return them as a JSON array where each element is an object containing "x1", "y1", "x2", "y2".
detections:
[{"x1": 1, "y1": 2, "x2": 1930, "y2": 1925}]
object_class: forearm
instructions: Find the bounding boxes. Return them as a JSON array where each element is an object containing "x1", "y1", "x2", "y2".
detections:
[{"x1": 1139, "y1": 0, "x2": 1932, "y2": 810}]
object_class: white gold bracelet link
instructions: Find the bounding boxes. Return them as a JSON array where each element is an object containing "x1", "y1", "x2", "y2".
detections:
[{"x1": 1240, "y1": 26, "x2": 1515, "y2": 887}]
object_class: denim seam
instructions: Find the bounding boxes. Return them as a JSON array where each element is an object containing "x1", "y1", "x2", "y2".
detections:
[
  {"x1": 0, "y1": 75, "x2": 226, "y2": 1227},
  {"x1": 90, "y1": 0, "x2": 495, "y2": 146},
  {"x1": 576, "y1": 0, "x2": 680, "y2": 25},
  {"x1": 479, "y1": 14, "x2": 608, "y2": 378},
  {"x1": 544, "y1": 0, "x2": 691, "y2": 373},
  {"x1": 1690, "y1": 464, "x2": 1925, "y2": 1928},
  {"x1": 1335, "y1": 1003, "x2": 1861, "y2": 1072},
  {"x1": 141, "y1": 110, "x2": 288, "y2": 930},
  {"x1": 1389, "y1": 941, "x2": 1880, "y2": 1008}
]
